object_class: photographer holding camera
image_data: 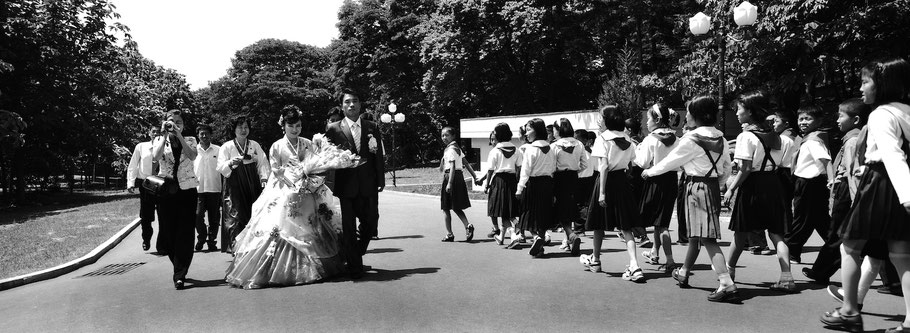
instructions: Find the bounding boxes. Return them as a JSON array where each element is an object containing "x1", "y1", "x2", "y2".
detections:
[
  {"x1": 216, "y1": 116, "x2": 270, "y2": 253},
  {"x1": 150, "y1": 110, "x2": 198, "y2": 290}
]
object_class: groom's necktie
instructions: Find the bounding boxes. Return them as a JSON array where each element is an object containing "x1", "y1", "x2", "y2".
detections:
[{"x1": 352, "y1": 122, "x2": 361, "y2": 153}]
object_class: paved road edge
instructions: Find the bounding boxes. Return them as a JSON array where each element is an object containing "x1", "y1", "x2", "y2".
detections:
[{"x1": 0, "y1": 217, "x2": 141, "y2": 291}]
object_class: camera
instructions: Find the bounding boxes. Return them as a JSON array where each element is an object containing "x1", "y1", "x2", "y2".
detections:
[
  {"x1": 164, "y1": 122, "x2": 175, "y2": 132},
  {"x1": 243, "y1": 154, "x2": 252, "y2": 160}
]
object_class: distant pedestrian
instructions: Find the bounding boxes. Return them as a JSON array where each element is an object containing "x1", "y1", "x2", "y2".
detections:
[
  {"x1": 193, "y1": 124, "x2": 221, "y2": 252},
  {"x1": 126, "y1": 126, "x2": 160, "y2": 252}
]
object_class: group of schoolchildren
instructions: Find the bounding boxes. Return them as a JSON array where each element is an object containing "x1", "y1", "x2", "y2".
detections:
[{"x1": 435, "y1": 57, "x2": 910, "y2": 333}]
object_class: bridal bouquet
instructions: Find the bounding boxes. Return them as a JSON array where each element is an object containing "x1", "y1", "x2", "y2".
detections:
[{"x1": 277, "y1": 134, "x2": 365, "y2": 194}]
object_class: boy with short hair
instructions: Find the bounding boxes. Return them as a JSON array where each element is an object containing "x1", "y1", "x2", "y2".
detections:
[{"x1": 785, "y1": 105, "x2": 835, "y2": 263}]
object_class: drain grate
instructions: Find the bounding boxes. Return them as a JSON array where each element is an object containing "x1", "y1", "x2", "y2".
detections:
[{"x1": 77, "y1": 262, "x2": 146, "y2": 278}]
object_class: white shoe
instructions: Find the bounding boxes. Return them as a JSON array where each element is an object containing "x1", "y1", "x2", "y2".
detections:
[{"x1": 579, "y1": 254, "x2": 602, "y2": 273}]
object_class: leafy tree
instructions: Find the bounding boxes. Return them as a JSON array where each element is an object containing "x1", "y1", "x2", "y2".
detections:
[{"x1": 197, "y1": 39, "x2": 335, "y2": 151}]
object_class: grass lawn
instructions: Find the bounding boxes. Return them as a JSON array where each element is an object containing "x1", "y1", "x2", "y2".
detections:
[
  {"x1": 0, "y1": 190, "x2": 138, "y2": 280},
  {"x1": 385, "y1": 167, "x2": 487, "y2": 200}
]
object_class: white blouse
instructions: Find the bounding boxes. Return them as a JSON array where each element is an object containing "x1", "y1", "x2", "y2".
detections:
[
  {"x1": 634, "y1": 128, "x2": 679, "y2": 168},
  {"x1": 517, "y1": 140, "x2": 557, "y2": 190},
  {"x1": 643, "y1": 126, "x2": 730, "y2": 185},
  {"x1": 591, "y1": 130, "x2": 636, "y2": 172},
  {"x1": 733, "y1": 130, "x2": 795, "y2": 171},
  {"x1": 551, "y1": 137, "x2": 587, "y2": 172},
  {"x1": 155, "y1": 136, "x2": 199, "y2": 190},
  {"x1": 863, "y1": 103, "x2": 910, "y2": 204},
  {"x1": 442, "y1": 143, "x2": 464, "y2": 171},
  {"x1": 217, "y1": 139, "x2": 270, "y2": 180},
  {"x1": 486, "y1": 142, "x2": 522, "y2": 173}
]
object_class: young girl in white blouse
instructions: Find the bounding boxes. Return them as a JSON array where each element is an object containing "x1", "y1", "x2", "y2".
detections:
[
  {"x1": 722, "y1": 91, "x2": 797, "y2": 293},
  {"x1": 479, "y1": 123, "x2": 522, "y2": 246},
  {"x1": 439, "y1": 127, "x2": 479, "y2": 242},
  {"x1": 515, "y1": 118, "x2": 556, "y2": 257},
  {"x1": 821, "y1": 58, "x2": 910, "y2": 333},
  {"x1": 637, "y1": 103, "x2": 680, "y2": 273},
  {"x1": 643, "y1": 95, "x2": 737, "y2": 302},
  {"x1": 551, "y1": 118, "x2": 586, "y2": 256},
  {"x1": 579, "y1": 105, "x2": 644, "y2": 282}
]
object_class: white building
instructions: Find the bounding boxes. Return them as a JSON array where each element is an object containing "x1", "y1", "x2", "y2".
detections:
[{"x1": 459, "y1": 110, "x2": 601, "y2": 191}]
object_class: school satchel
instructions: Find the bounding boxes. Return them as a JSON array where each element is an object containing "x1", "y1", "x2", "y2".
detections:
[{"x1": 141, "y1": 175, "x2": 178, "y2": 197}]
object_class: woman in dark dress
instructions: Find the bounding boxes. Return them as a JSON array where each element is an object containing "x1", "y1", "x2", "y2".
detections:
[{"x1": 216, "y1": 117, "x2": 271, "y2": 252}]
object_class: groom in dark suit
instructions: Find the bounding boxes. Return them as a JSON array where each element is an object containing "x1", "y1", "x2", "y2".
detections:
[{"x1": 325, "y1": 90, "x2": 385, "y2": 278}]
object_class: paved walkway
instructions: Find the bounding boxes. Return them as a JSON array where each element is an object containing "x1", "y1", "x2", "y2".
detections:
[{"x1": 0, "y1": 191, "x2": 904, "y2": 332}]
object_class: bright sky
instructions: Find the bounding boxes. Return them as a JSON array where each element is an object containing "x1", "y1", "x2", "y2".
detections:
[{"x1": 112, "y1": 0, "x2": 345, "y2": 90}]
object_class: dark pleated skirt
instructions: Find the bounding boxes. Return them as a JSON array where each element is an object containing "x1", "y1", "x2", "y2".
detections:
[
  {"x1": 223, "y1": 162, "x2": 264, "y2": 236},
  {"x1": 729, "y1": 171, "x2": 788, "y2": 234},
  {"x1": 628, "y1": 166, "x2": 644, "y2": 202},
  {"x1": 518, "y1": 176, "x2": 555, "y2": 232},
  {"x1": 683, "y1": 176, "x2": 722, "y2": 239},
  {"x1": 840, "y1": 163, "x2": 910, "y2": 241},
  {"x1": 441, "y1": 170, "x2": 471, "y2": 211},
  {"x1": 640, "y1": 171, "x2": 678, "y2": 229},
  {"x1": 586, "y1": 170, "x2": 641, "y2": 231},
  {"x1": 553, "y1": 170, "x2": 579, "y2": 223},
  {"x1": 487, "y1": 172, "x2": 519, "y2": 218}
]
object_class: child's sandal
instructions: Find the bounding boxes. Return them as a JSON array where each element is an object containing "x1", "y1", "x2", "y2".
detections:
[
  {"x1": 672, "y1": 267, "x2": 690, "y2": 288},
  {"x1": 770, "y1": 280, "x2": 798, "y2": 294},
  {"x1": 641, "y1": 251, "x2": 659, "y2": 265},
  {"x1": 622, "y1": 267, "x2": 645, "y2": 282}
]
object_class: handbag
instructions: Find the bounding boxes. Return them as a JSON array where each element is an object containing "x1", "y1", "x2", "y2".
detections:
[
  {"x1": 142, "y1": 175, "x2": 178, "y2": 197},
  {"x1": 142, "y1": 135, "x2": 182, "y2": 197}
]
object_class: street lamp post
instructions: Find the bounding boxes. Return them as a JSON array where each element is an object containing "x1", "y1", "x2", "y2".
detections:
[
  {"x1": 689, "y1": 1, "x2": 758, "y2": 136},
  {"x1": 380, "y1": 102, "x2": 405, "y2": 187}
]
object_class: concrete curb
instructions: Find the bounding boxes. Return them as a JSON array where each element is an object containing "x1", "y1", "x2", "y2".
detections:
[{"x1": 0, "y1": 217, "x2": 142, "y2": 291}]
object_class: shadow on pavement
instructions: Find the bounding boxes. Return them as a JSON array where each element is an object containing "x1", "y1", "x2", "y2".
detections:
[
  {"x1": 358, "y1": 267, "x2": 440, "y2": 282},
  {"x1": 375, "y1": 235, "x2": 424, "y2": 240},
  {"x1": 366, "y1": 248, "x2": 403, "y2": 254},
  {"x1": 185, "y1": 278, "x2": 228, "y2": 289}
]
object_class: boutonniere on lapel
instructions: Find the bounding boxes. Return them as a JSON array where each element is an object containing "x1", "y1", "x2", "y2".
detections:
[{"x1": 367, "y1": 133, "x2": 378, "y2": 153}]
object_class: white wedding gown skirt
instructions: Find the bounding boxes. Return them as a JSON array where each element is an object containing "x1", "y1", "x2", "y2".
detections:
[{"x1": 225, "y1": 174, "x2": 345, "y2": 289}]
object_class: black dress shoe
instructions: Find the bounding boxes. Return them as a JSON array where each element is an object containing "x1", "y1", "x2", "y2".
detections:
[
  {"x1": 707, "y1": 287, "x2": 739, "y2": 303},
  {"x1": 142, "y1": 241, "x2": 150, "y2": 251},
  {"x1": 194, "y1": 241, "x2": 204, "y2": 252},
  {"x1": 207, "y1": 243, "x2": 218, "y2": 252},
  {"x1": 174, "y1": 280, "x2": 185, "y2": 290}
]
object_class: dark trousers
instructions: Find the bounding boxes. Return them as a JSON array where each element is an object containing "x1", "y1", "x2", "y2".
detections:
[
  {"x1": 134, "y1": 179, "x2": 156, "y2": 245},
  {"x1": 810, "y1": 181, "x2": 851, "y2": 279},
  {"x1": 195, "y1": 192, "x2": 221, "y2": 246},
  {"x1": 340, "y1": 195, "x2": 378, "y2": 272},
  {"x1": 676, "y1": 175, "x2": 688, "y2": 242},
  {"x1": 786, "y1": 175, "x2": 831, "y2": 257},
  {"x1": 157, "y1": 188, "x2": 198, "y2": 282}
]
